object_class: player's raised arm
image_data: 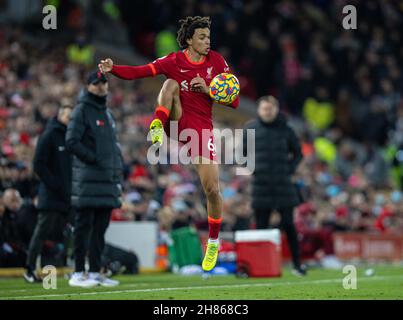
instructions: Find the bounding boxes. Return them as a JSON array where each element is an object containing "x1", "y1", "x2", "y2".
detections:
[
  {"x1": 98, "y1": 58, "x2": 114, "y2": 73},
  {"x1": 98, "y1": 57, "x2": 158, "y2": 80}
]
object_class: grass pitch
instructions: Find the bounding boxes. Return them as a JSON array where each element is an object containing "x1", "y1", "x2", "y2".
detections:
[{"x1": 0, "y1": 265, "x2": 402, "y2": 300}]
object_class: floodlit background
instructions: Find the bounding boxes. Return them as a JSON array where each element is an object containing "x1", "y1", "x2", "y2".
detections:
[{"x1": 0, "y1": 0, "x2": 402, "y2": 285}]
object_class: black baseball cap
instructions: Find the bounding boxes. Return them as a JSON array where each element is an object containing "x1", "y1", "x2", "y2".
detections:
[{"x1": 87, "y1": 71, "x2": 108, "y2": 85}]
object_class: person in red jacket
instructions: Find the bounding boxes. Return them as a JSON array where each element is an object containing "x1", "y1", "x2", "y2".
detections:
[{"x1": 99, "y1": 16, "x2": 239, "y2": 271}]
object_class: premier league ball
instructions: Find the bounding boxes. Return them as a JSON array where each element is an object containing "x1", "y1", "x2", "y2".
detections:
[{"x1": 209, "y1": 73, "x2": 240, "y2": 104}]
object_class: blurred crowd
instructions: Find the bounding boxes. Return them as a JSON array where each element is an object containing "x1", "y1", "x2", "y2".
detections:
[
  {"x1": 0, "y1": 26, "x2": 253, "y2": 263},
  {"x1": 2, "y1": 0, "x2": 403, "y2": 266},
  {"x1": 122, "y1": 0, "x2": 403, "y2": 240},
  {"x1": 124, "y1": 0, "x2": 402, "y2": 126}
]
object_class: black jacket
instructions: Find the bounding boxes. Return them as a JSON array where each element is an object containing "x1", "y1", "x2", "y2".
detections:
[
  {"x1": 66, "y1": 90, "x2": 123, "y2": 209},
  {"x1": 0, "y1": 209, "x2": 25, "y2": 250},
  {"x1": 244, "y1": 114, "x2": 303, "y2": 209},
  {"x1": 34, "y1": 117, "x2": 72, "y2": 212}
]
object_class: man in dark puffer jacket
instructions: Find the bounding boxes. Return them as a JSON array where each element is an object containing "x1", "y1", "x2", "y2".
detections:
[
  {"x1": 244, "y1": 95, "x2": 306, "y2": 276},
  {"x1": 66, "y1": 71, "x2": 123, "y2": 287},
  {"x1": 24, "y1": 105, "x2": 72, "y2": 283}
]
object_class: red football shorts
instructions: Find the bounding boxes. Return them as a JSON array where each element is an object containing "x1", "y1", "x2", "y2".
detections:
[{"x1": 165, "y1": 113, "x2": 217, "y2": 162}]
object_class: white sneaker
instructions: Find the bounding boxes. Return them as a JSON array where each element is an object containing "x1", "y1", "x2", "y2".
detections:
[
  {"x1": 68, "y1": 272, "x2": 99, "y2": 288},
  {"x1": 321, "y1": 255, "x2": 343, "y2": 269},
  {"x1": 88, "y1": 272, "x2": 119, "y2": 287}
]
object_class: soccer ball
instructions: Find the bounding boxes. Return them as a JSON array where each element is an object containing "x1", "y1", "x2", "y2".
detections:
[{"x1": 209, "y1": 73, "x2": 240, "y2": 104}]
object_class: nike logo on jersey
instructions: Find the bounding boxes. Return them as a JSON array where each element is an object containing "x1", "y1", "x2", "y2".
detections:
[{"x1": 180, "y1": 69, "x2": 190, "y2": 73}]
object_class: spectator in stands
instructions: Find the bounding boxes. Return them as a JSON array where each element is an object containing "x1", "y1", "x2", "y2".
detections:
[
  {"x1": 66, "y1": 71, "x2": 123, "y2": 287},
  {"x1": 244, "y1": 96, "x2": 306, "y2": 276},
  {"x1": 0, "y1": 189, "x2": 26, "y2": 267},
  {"x1": 295, "y1": 202, "x2": 342, "y2": 269},
  {"x1": 66, "y1": 32, "x2": 94, "y2": 66},
  {"x1": 24, "y1": 105, "x2": 73, "y2": 283}
]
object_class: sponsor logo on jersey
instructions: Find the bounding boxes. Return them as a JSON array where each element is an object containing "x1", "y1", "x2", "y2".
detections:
[{"x1": 181, "y1": 80, "x2": 189, "y2": 91}]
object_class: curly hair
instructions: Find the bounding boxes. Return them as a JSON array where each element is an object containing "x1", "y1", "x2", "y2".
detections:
[{"x1": 176, "y1": 16, "x2": 211, "y2": 49}]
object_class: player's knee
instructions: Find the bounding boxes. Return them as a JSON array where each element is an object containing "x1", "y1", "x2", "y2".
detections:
[
  {"x1": 162, "y1": 79, "x2": 179, "y2": 96},
  {"x1": 204, "y1": 184, "x2": 221, "y2": 200}
]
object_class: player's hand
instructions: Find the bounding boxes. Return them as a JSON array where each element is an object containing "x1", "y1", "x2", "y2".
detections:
[
  {"x1": 190, "y1": 74, "x2": 209, "y2": 94},
  {"x1": 98, "y1": 58, "x2": 113, "y2": 73}
]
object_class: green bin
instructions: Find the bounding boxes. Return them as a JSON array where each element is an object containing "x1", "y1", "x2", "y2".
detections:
[{"x1": 168, "y1": 227, "x2": 203, "y2": 269}]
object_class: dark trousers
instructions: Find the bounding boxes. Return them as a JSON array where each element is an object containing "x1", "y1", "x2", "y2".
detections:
[
  {"x1": 26, "y1": 211, "x2": 69, "y2": 270},
  {"x1": 73, "y1": 208, "x2": 111, "y2": 273},
  {"x1": 254, "y1": 206, "x2": 301, "y2": 269}
]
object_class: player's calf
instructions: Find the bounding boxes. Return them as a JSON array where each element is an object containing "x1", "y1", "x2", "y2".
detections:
[
  {"x1": 156, "y1": 79, "x2": 182, "y2": 123},
  {"x1": 149, "y1": 80, "x2": 182, "y2": 146}
]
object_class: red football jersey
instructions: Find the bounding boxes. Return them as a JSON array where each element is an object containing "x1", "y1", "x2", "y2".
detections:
[
  {"x1": 110, "y1": 49, "x2": 239, "y2": 160},
  {"x1": 151, "y1": 50, "x2": 232, "y2": 126}
]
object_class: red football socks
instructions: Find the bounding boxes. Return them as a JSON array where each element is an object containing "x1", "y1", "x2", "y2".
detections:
[
  {"x1": 208, "y1": 216, "x2": 222, "y2": 240},
  {"x1": 154, "y1": 105, "x2": 170, "y2": 127}
]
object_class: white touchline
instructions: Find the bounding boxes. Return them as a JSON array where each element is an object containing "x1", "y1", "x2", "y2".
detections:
[
  {"x1": 0, "y1": 289, "x2": 29, "y2": 294},
  {"x1": 0, "y1": 282, "x2": 159, "y2": 297},
  {"x1": 3, "y1": 275, "x2": 403, "y2": 300}
]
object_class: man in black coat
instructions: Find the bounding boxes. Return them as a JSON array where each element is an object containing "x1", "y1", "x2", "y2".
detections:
[
  {"x1": 244, "y1": 96, "x2": 306, "y2": 276},
  {"x1": 24, "y1": 106, "x2": 73, "y2": 283},
  {"x1": 66, "y1": 71, "x2": 123, "y2": 288}
]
